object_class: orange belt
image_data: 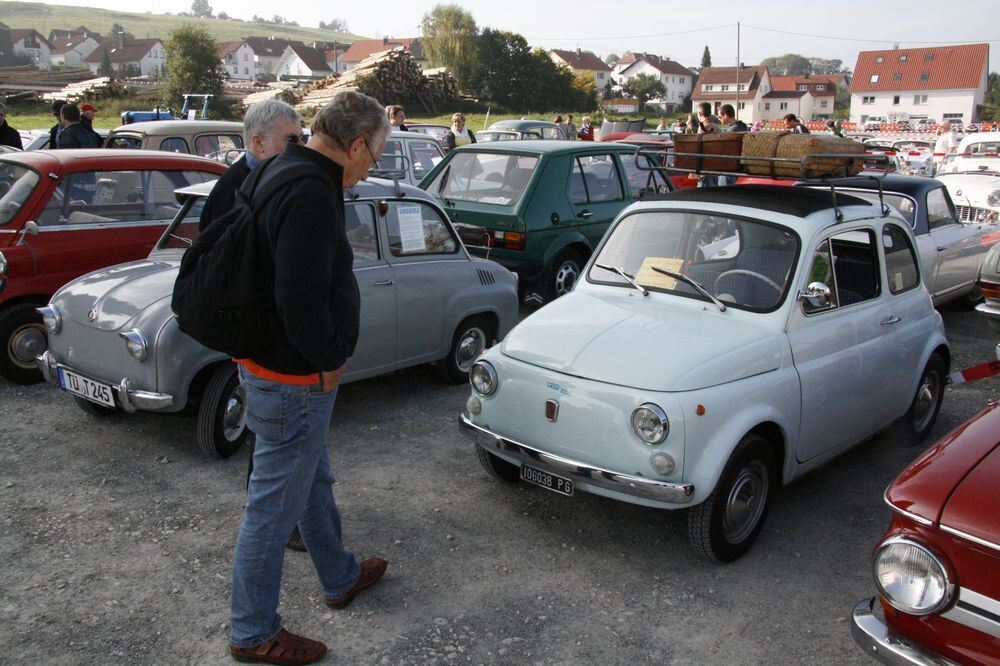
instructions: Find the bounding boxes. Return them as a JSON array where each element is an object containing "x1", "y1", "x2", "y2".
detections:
[{"x1": 235, "y1": 358, "x2": 319, "y2": 386}]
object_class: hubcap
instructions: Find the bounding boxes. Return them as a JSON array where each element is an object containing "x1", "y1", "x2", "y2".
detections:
[
  {"x1": 223, "y1": 385, "x2": 246, "y2": 442},
  {"x1": 9, "y1": 324, "x2": 46, "y2": 369},
  {"x1": 911, "y1": 370, "x2": 940, "y2": 432},
  {"x1": 722, "y1": 461, "x2": 769, "y2": 544},
  {"x1": 554, "y1": 261, "x2": 579, "y2": 296},
  {"x1": 455, "y1": 327, "x2": 487, "y2": 373}
]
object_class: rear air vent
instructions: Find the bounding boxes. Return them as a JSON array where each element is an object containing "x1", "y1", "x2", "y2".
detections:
[{"x1": 476, "y1": 268, "x2": 496, "y2": 285}]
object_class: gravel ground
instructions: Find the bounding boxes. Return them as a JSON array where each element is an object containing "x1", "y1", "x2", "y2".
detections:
[{"x1": 0, "y1": 304, "x2": 996, "y2": 665}]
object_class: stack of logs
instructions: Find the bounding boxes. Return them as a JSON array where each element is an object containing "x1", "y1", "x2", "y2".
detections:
[{"x1": 296, "y1": 48, "x2": 457, "y2": 114}]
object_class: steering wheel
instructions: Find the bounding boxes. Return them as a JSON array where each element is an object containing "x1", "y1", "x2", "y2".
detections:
[
  {"x1": 714, "y1": 269, "x2": 783, "y2": 295},
  {"x1": 0, "y1": 181, "x2": 11, "y2": 197}
]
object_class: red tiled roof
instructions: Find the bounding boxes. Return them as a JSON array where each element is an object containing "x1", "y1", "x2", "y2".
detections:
[
  {"x1": 850, "y1": 43, "x2": 988, "y2": 92},
  {"x1": 691, "y1": 65, "x2": 766, "y2": 100},
  {"x1": 217, "y1": 40, "x2": 244, "y2": 59},
  {"x1": 619, "y1": 52, "x2": 693, "y2": 77},
  {"x1": 85, "y1": 38, "x2": 161, "y2": 64},
  {"x1": 341, "y1": 38, "x2": 420, "y2": 63},
  {"x1": 551, "y1": 49, "x2": 612, "y2": 72}
]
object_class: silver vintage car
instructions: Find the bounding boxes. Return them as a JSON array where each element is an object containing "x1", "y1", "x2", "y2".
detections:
[{"x1": 37, "y1": 176, "x2": 519, "y2": 458}]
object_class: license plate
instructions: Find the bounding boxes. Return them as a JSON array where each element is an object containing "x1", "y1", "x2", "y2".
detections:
[
  {"x1": 520, "y1": 464, "x2": 573, "y2": 496},
  {"x1": 58, "y1": 368, "x2": 115, "y2": 408}
]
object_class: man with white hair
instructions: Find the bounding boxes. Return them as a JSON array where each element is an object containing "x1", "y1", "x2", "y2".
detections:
[{"x1": 228, "y1": 91, "x2": 390, "y2": 665}]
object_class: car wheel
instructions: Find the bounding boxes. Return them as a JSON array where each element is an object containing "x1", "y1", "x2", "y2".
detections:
[
  {"x1": 437, "y1": 315, "x2": 495, "y2": 384},
  {"x1": 0, "y1": 304, "x2": 46, "y2": 384},
  {"x1": 957, "y1": 284, "x2": 983, "y2": 310},
  {"x1": 901, "y1": 354, "x2": 946, "y2": 444},
  {"x1": 688, "y1": 434, "x2": 776, "y2": 563},
  {"x1": 74, "y1": 396, "x2": 117, "y2": 417},
  {"x1": 476, "y1": 444, "x2": 521, "y2": 483},
  {"x1": 545, "y1": 249, "x2": 585, "y2": 302},
  {"x1": 197, "y1": 363, "x2": 249, "y2": 459}
]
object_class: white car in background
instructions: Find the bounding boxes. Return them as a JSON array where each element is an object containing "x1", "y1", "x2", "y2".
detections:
[{"x1": 935, "y1": 132, "x2": 1000, "y2": 224}]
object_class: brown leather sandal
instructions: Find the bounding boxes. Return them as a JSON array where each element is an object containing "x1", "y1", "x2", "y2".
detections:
[
  {"x1": 324, "y1": 557, "x2": 387, "y2": 609},
  {"x1": 229, "y1": 628, "x2": 327, "y2": 665}
]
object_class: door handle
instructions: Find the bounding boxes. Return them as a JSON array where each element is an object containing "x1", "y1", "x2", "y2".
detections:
[
  {"x1": 373, "y1": 279, "x2": 394, "y2": 286},
  {"x1": 579, "y1": 210, "x2": 593, "y2": 219},
  {"x1": 880, "y1": 315, "x2": 901, "y2": 326},
  {"x1": 936, "y1": 246, "x2": 946, "y2": 251}
]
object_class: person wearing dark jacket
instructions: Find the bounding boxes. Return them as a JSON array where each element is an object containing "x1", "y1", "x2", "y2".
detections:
[
  {"x1": 0, "y1": 102, "x2": 23, "y2": 150},
  {"x1": 719, "y1": 104, "x2": 748, "y2": 132},
  {"x1": 57, "y1": 104, "x2": 101, "y2": 149},
  {"x1": 198, "y1": 99, "x2": 305, "y2": 232},
  {"x1": 228, "y1": 91, "x2": 390, "y2": 666},
  {"x1": 784, "y1": 113, "x2": 810, "y2": 134},
  {"x1": 48, "y1": 100, "x2": 67, "y2": 149},
  {"x1": 79, "y1": 103, "x2": 103, "y2": 146}
]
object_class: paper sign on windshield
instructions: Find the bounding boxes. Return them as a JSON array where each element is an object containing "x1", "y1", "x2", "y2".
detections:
[
  {"x1": 397, "y1": 205, "x2": 426, "y2": 253},
  {"x1": 636, "y1": 257, "x2": 686, "y2": 289}
]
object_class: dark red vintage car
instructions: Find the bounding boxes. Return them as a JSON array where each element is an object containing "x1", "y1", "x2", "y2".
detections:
[
  {"x1": 0, "y1": 149, "x2": 225, "y2": 383},
  {"x1": 852, "y1": 399, "x2": 1000, "y2": 665}
]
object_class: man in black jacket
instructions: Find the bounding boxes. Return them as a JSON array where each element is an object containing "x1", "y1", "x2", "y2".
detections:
[
  {"x1": 48, "y1": 100, "x2": 67, "y2": 149},
  {"x1": 198, "y1": 99, "x2": 305, "y2": 232},
  {"x1": 0, "y1": 102, "x2": 23, "y2": 150},
  {"x1": 57, "y1": 104, "x2": 102, "y2": 149},
  {"x1": 228, "y1": 91, "x2": 390, "y2": 666}
]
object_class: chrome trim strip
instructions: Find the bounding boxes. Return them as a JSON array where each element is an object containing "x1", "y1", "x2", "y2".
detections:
[
  {"x1": 883, "y1": 488, "x2": 935, "y2": 527},
  {"x1": 940, "y1": 524, "x2": 1000, "y2": 553},
  {"x1": 850, "y1": 598, "x2": 957, "y2": 666},
  {"x1": 941, "y1": 587, "x2": 1000, "y2": 639},
  {"x1": 35, "y1": 220, "x2": 172, "y2": 232},
  {"x1": 36, "y1": 357, "x2": 173, "y2": 412},
  {"x1": 459, "y1": 413, "x2": 694, "y2": 504}
]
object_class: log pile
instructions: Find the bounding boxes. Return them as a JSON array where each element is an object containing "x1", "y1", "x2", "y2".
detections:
[
  {"x1": 240, "y1": 82, "x2": 301, "y2": 108},
  {"x1": 40, "y1": 76, "x2": 117, "y2": 102},
  {"x1": 296, "y1": 48, "x2": 457, "y2": 114},
  {"x1": 0, "y1": 65, "x2": 97, "y2": 89}
]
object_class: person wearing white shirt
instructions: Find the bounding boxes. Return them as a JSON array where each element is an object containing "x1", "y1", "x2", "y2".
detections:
[{"x1": 933, "y1": 121, "x2": 959, "y2": 174}]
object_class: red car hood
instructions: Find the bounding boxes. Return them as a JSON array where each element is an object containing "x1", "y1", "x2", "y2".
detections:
[{"x1": 887, "y1": 401, "x2": 1000, "y2": 548}]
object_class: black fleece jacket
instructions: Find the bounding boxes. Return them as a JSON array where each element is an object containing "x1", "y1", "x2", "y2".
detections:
[{"x1": 248, "y1": 143, "x2": 360, "y2": 376}]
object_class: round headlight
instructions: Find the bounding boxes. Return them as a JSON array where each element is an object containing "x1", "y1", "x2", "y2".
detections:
[
  {"x1": 119, "y1": 328, "x2": 149, "y2": 362},
  {"x1": 874, "y1": 536, "x2": 954, "y2": 615},
  {"x1": 987, "y1": 190, "x2": 1000, "y2": 207},
  {"x1": 631, "y1": 403, "x2": 669, "y2": 445},
  {"x1": 37, "y1": 305, "x2": 62, "y2": 334},
  {"x1": 470, "y1": 361, "x2": 497, "y2": 396}
]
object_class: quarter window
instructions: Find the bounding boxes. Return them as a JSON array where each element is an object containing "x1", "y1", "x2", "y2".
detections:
[
  {"x1": 384, "y1": 201, "x2": 457, "y2": 257},
  {"x1": 882, "y1": 225, "x2": 919, "y2": 294},
  {"x1": 926, "y1": 187, "x2": 957, "y2": 229},
  {"x1": 160, "y1": 137, "x2": 189, "y2": 153},
  {"x1": 345, "y1": 203, "x2": 379, "y2": 263},
  {"x1": 194, "y1": 134, "x2": 244, "y2": 159}
]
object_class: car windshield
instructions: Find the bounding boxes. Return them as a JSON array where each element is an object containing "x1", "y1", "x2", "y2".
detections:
[
  {"x1": 427, "y1": 152, "x2": 538, "y2": 206},
  {"x1": 157, "y1": 196, "x2": 208, "y2": 250},
  {"x1": 589, "y1": 210, "x2": 799, "y2": 312},
  {"x1": 963, "y1": 141, "x2": 1000, "y2": 155},
  {"x1": 0, "y1": 161, "x2": 41, "y2": 226},
  {"x1": 476, "y1": 132, "x2": 519, "y2": 143}
]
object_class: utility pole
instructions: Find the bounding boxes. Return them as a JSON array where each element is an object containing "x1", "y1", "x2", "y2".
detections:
[{"x1": 735, "y1": 22, "x2": 741, "y2": 121}]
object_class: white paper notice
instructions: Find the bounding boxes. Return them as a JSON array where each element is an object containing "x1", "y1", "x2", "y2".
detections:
[{"x1": 397, "y1": 205, "x2": 426, "y2": 253}]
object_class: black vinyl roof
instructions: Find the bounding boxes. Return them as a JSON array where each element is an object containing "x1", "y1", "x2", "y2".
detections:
[
  {"x1": 660, "y1": 185, "x2": 872, "y2": 217},
  {"x1": 819, "y1": 173, "x2": 944, "y2": 197}
]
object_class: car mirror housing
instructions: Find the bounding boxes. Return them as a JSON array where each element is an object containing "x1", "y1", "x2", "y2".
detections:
[{"x1": 799, "y1": 281, "x2": 833, "y2": 313}]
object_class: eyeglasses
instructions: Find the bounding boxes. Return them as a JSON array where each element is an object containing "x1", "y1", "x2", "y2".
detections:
[
  {"x1": 286, "y1": 134, "x2": 305, "y2": 144},
  {"x1": 364, "y1": 140, "x2": 380, "y2": 165}
]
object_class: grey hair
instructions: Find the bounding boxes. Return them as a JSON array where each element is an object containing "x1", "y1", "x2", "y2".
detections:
[
  {"x1": 312, "y1": 91, "x2": 390, "y2": 150},
  {"x1": 243, "y1": 99, "x2": 301, "y2": 144}
]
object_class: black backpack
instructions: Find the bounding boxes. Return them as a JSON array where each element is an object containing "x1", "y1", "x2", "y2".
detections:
[{"x1": 171, "y1": 159, "x2": 330, "y2": 358}]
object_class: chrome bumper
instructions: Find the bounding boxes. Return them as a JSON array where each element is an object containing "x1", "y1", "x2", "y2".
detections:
[
  {"x1": 37, "y1": 351, "x2": 174, "y2": 413},
  {"x1": 851, "y1": 598, "x2": 956, "y2": 666},
  {"x1": 975, "y1": 302, "x2": 1000, "y2": 335},
  {"x1": 459, "y1": 413, "x2": 695, "y2": 504}
]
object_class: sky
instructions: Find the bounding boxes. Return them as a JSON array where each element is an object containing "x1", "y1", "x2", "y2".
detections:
[{"x1": 49, "y1": 0, "x2": 1000, "y2": 73}]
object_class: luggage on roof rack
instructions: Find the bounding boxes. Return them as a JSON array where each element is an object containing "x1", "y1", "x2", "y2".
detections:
[{"x1": 742, "y1": 132, "x2": 864, "y2": 178}]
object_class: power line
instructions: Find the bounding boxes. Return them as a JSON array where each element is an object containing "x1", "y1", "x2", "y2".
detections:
[
  {"x1": 741, "y1": 24, "x2": 1000, "y2": 45},
  {"x1": 526, "y1": 23, "x2": 735, "y2": 42}
]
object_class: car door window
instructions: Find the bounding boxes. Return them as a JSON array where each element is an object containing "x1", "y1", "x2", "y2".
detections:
[
  {"x1": 107, "y1": 135, "x2": 141, "y2": 149},
  {"x1": 620, "y1": 153, "x2": 670, "y2": 197},
  {"x1": 345, "y1": 202, "x2": 379, "y2": 263},
  {"x1": 926, "y1": 187, "x2": 958, "y2": 229},
  {"x1": 406, "y1": 140, "x2": 443, "y2": 181},
  {"x1": 568, "y1": 155, "x2": 624, "y2": 204},
  {"x1": 194, "y1": 134, "x2": 244, "y2": 160},
  {"x1": 882, "y1": 224, "x2": 920, "y2": 294},
  {"x1": 147, "y1": 170, "x2": 215, "y2": 219},
  {"x1": 384, "y1": 201, "x2": 457, "y2": 257},
  {"x1": 804, "y1": 230, "x2": 881, "y2": 312},
  {"x1": 160, "y1": 137, "x2": 190, "y2": 153}
]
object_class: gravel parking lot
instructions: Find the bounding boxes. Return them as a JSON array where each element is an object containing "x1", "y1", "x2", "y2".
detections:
[{"x1": 1, "y1": 303, "x2": 996, "y2": 665}]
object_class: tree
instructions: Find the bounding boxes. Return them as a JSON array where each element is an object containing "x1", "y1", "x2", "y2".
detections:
[
  {"x1": 110, "y1": 22, "x2": 133, "y2": 39},
  {"x1": 604, "y1": 53, "x2": 620, "y2": 67},
  {"x1": 572, "y1": 71, "x2": 597, "y2": 105},
  {"x1": 190, "y1": 0, "x2": 213, "y2": 18},
  {"x1": 421, "y1": 4, "x2": 478, "y2": 84},
  {"x1": 321, "y1": 18, "x2": 349, "y2": 32},
  {"x1": 602, "y1": 80, "x2": 615, "y2": 100},
  {"x1": 981, "y1": 71, "x2": 1000, "y2": 121},
  {"x1": 163, "y1": 24, "x2": 226, "y2": 115},
  {"x1": 761, "y1": 53, "x2": 812, "y2": 76},
  {"x1": 701, "y1": 46, "x2": 712, "y2": 68},
  {"x1": 622, "y1": 73, "x2": 665, "y2": 105},
  {"x1": 217, "y1": 11, "x2": 228, "y2": 20},
  {"x1": 808, "y1": 57, "x2": 844, "y2": 75},
  {"x1": 97, "y1": 49, "x2": 114, "y2": 77}
]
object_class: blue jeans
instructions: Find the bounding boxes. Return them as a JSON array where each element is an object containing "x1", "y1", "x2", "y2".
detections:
[{"x1": 230, "y1": 368, "x2": 360, "y2": 648}]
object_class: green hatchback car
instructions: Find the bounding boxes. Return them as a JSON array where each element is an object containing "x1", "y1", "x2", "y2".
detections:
[{"x1": 419, "y1": 141, "x2": 672, "y2": 302}]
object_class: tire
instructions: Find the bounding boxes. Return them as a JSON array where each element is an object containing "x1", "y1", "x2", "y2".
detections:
[
  {"x1": 957, "y1": 284, "x2": 983, "y2": 310},
  {"x1": 436, "y1": 315, "x2": 496, "y2": 384},
  {"x1": 545, "y1": 249, "x2": 585, "y2": 302},
  {"x1": 0, "y1": 304, "x2": 46, "y2": 384},
  {"x1": 74, "y1": 396, "x2": 116, "y2": 417},
  {"x1": 197, "y1": 364, "x2": 249, "y2": 459},
  {"x1": 900, "y1": 354, "x2": 946, "y2": 444},
  {"x1": 476, "y1": 444, "x2": 521, "y2": 483},
  {"x1": 688, "y1": 434, "x2": 776, "y2": 563}
]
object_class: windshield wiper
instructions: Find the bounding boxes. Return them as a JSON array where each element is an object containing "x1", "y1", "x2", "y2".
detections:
[
  {"x1": 594, "y1": 263, "x2": 648, "y2": 297},
  {"x1": 652, "y1": 266, "x2": 727, "y2": 312}
]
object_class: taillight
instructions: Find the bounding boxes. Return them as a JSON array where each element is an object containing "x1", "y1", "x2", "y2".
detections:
[
  {"x1": 980, "y1": 280, "x2": 1000, "y2": 302},
  {"x1": 491, "y1": 230, "x2": 525, "y2": 250}
]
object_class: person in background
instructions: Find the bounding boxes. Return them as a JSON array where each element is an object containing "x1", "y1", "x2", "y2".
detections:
[
  {"x1": 577, "y1": 116, "x2": 595, "y2": 141},
  {"x1": 387, "y1": 104, "x2": 407, "y2": 131},
  {"x1": 751, "y1": 119, "x2": 764, "y2": 131},
  {"x1": 80, "y1": 103, "x2": 103, "y2": 145},
  {"x1": 57, "y1": 103, "x2": 101, "y2": 149},
  {"x1": 673, "y1": 118, "x2": 687, "y2": 133},
  {"x1": 656, "y1": 117, "x2": 669, "y2": 131},
  {"x1": 933, "y1": 120, "x2": 959, "y2": 174},
  {"x1": 783, "y1": 113, "x2": 810, "y2": 134},
  {"x1": 48, "y1": 100, "x2": 67, "y2": 149},
  {"x1": 553, "y1": 114, "x2": 566, "y2": 139},
  {"x1": 0, "y1": 101, "x2": 22, "y2": 149},
  {"x1": 686, "y1": 114, "x2": 698, "y2": 134},
  {"x1": 565, "y1": 114, "x2": 577, "y2": 141},
  {"x1": 719, "y1": 104, "x2": 747, "y2": 132},
  {"x1": 826, "y1": 119, "x2": 844, "y2": 137},
  {"x1": 445, "y1": 112, "x2": 476, "y2": 151},
  {"x1": 697, "y1": 103, "x2": 718, "y2": 134}
]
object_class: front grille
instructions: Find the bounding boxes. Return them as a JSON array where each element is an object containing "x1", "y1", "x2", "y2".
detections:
[
  {"x1": 476, "y1": 268, "x2": 495, "y2": 285},
  {"x1": 955, "y1": 205, "x2": 994, "y2": 222}
]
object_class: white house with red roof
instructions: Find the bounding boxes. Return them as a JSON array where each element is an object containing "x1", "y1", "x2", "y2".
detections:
[
  {"x1": 762, "y1": 74, "x2": 839, "y2": 121},
  {"x1": 85, "y1": 37, "x2": 165, "y2": 77},
  {"x1": 49, "y1": 33, "x2": 100, "y2": 67},
  {"x1": 549, "y1": 48, "x2": 612, "y2": 88},
  {"x1": 691, "y1": 65, "x2": 772, "y2": 124},
  {"x1": 615, "y1": 53, "x2": 694, "y2": 111},
  {"x1": 218, "y1": 40, "x2": 257, "y2": 81},
  {"x1": 849, "y1": 43, "x2": 989, "y2": 124}
]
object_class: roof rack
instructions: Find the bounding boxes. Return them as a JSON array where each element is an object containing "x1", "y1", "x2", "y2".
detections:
[
  {"x1": 368, "y1": 153, "x2": 412, "y2": 198},
  {"x1": 635, "y1": 148, "x2": 893, "y2": 222}
]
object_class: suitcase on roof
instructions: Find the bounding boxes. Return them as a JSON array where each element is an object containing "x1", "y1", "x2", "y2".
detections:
[
  {"x1": 673, "y1": 132, "x2": 745, "y2": 173},
  {"x1": 741, "y1": 132, "x2": 864, "y2": 178}
]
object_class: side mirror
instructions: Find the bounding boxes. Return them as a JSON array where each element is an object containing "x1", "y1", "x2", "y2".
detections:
[
  {"x1": 17, "y1": 220, "x2": 39, "y2": 246},
  {"x1": 799, "y1": 281, "x2": 833, "y2": 313}
]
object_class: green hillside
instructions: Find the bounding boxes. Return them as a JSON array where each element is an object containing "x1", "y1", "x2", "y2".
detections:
[{"x1": 0, "y1": 1, "x2": 365, "y2": 44}]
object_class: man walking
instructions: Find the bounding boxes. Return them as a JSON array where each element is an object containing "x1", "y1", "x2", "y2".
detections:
[
  {"x1": 0, "y1": 102, "x2": 22, "y2": 149},
  {"x1": 228, "y1": 91, "x2": 390, "y2": 665},
  {"x1": 933, "y1": 120, "x2": 959, "y2": 174}
]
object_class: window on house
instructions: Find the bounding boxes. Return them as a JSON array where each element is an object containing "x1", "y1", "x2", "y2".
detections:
[
  {"x1": 893, "y1": 95, "x2": 900, "y2": 105},
  {"x1": 925, "y1": 53, "x2": 934, "y2": 62},
  {"x1": 738, "y1": 102, "x2": 746, "y2": 110},
  {"x1": 820, "y1": 100, "x2": 828, "y2": 108},
  {"x1": 816, "y1": 85, "x2": 825, "y2": 91},
  {"x1": 737, "y1": 84, "x2": 746, "y2": 91},
  {"x1": 869, "y1": 74, "x2": 879, "y2": 83},
  {"x1": 597, "y1": 72, "x2": 604, "y2": 80},
  {"x1": 862, "y1": 96, "x2": 875, "y2": 104},
  {"x1": 779, "y1": 102, "x2": 788, "y2": 110},
  {"x1": 893, "y1": 73, "x2": 902, "y2": 81},
  {"x1": 914, "y1": 94, "x2": 928, "y2": 105},
  {"x1": 899, "y1": 54, "x2": 908, "y2": 62},
  {"x1": 798, "y1": 85, "x2": 807, "y2": 91},
  {"x1": 764, "y1": 102, "x2": 771, "y2": 110},
  {"x1": 243, "y1": 52, "x2": 248, "y2": 61},
  {"x1": 919, "y1": 71, "x2": 929, "y2": 82},
  {"x1": 721, "y1": 84, "x2": 730, "y2": 91},
  {"x1": 680, "y1": 77, "x2": 685, "y2": 83},
  {"x1": 704, "y1": 84, "x2": 714, "y2": 91},
  {"x1": 875, "y1": 56, "x2": 884, "y2": 63}
]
